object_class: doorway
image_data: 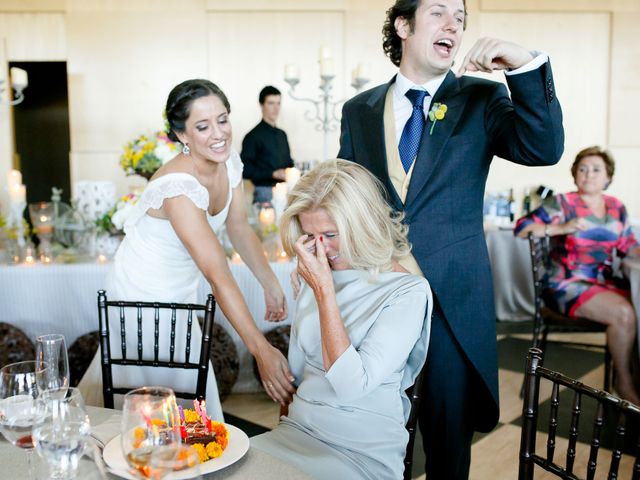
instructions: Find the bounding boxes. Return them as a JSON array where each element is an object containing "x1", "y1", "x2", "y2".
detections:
[{"x1": 10, "y1": 61, "x2": 71, "y2": 204}]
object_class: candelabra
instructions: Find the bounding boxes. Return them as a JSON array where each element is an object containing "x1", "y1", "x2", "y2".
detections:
[
  {"x1": 284, "y1": 47, "x2": 370, "y2": 160},
  {"x1": 0, "y1": 67, "x2": 28, "y2": 106}
]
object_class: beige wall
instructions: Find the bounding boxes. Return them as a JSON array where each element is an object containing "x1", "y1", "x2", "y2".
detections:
[{"x1": 0, "y1": 0, "x2": 638, "y2": 216}]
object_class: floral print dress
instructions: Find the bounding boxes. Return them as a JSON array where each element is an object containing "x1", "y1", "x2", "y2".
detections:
[{"x1": 514, "y1": 192, "x2": 638, "y2": 317}]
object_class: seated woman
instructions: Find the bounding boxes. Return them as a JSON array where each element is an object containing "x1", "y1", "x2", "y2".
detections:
[
  {"x1": 515, "y1": 146, "x2": 640, "y2": 403},
  {"x1": 251, "y1": 159, "x2": 432, "y2": 479}
]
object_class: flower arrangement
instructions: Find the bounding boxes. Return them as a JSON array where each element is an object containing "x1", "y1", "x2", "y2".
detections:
[
  {"x1": 120, "y1": 131, "x2": 180, "y2": 179},
  {"x1": 95, "y1": 192, "x2": 140, "y2": 234},
  {"x1": 428, "y1": 103, "x2": 447, "y2": 135}
]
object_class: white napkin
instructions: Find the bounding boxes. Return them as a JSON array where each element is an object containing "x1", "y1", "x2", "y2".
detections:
[{"x1": 90, "y1": 413, "x2": 122, "y2": 449}]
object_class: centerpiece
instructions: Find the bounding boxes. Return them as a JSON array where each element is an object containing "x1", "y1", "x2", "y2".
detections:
[{"x1": 120, "y1": 130, "x2": 180, "y2": 180}]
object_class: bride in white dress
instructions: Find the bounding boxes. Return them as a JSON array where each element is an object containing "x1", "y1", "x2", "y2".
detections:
[{"x1": 79, "y1": 80, "x2": 296, "y2": 416}]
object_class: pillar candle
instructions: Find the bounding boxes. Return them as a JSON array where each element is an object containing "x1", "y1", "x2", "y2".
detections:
[
  {"x1": 7, "y1": 169, "x2": 22, "y2": 188},
  {"x1": 318, "y1": 46, "x2": 332, "y2": 61},
  {"x1": 284, "y1": 64, "x2": 300, "y2": 82},
  {"x1": 272, "y1": 182, "x2": 288, "y2": 204},
  {"x1": 9, "y1": 183, "x2": 26, "y2": 203},
  {"x1": 285, "y1": 167, "x2": 301, "y2": 191},
  {"x1": 320, "y1": 58, "x2": 334, "y2": 77}
]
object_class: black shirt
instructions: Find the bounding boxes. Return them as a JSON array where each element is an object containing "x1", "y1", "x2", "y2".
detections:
[{"x1": 241, "y1": 120, "x2": 294, "y2": 187}]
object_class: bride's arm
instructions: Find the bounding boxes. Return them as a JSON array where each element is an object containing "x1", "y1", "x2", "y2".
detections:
[
  {"x1": 164, "y1": 195, "x2": 295, "y2": 404},
  {"x1": 224, "y1": 185, "x2": 288, "y2": 322}
]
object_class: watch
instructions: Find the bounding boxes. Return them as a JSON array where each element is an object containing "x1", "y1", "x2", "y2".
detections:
[{"x1": 544, "y1": 225, "x2": 550, "y2": 237}]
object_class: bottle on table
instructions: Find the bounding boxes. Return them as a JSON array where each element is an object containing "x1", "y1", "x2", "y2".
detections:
[
  {"x1": 508, "y1": 188, "x2": 516, "y2": 223},
  {"x1": 522, "y1": 188, "x2": 531, "y2": 216}
]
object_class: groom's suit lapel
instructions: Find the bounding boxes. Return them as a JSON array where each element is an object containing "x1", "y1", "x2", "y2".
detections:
[
  {"x1": 405, "y1": 71, "x2": 464, "y2": 209},
  {"x1": 361, "y1": 77, "x2": 404, "y2": 212}
]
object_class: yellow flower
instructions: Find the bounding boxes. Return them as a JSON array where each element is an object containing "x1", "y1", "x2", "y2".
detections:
[
  {"x1": 428, "y1": 103, "x2": 448, "y2": 135},
  {"x1": 183, "y1": 409, "x2": 200, "y2": 423},
  {"x1": 191, "y1": 443, "x2": 208, "y2": 463},
  {"x1": 206, "y1": 441, "x2": 223, "y2": 459}
]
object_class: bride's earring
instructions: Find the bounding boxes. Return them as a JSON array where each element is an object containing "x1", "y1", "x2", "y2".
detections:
[{"x1": 182, "y1": 143, "x2": 190, "y2": 155}]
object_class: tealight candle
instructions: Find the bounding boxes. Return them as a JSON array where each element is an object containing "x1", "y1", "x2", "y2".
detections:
[
  {"x1": 97, "y1": 254, "x2": 108, "y2": 264},
  {"x1": 277, "y1": 250, "x2": 289, "y2": 263},
  {"x1": 259, "y1": 207, "x2": 276, "y2": 226}
]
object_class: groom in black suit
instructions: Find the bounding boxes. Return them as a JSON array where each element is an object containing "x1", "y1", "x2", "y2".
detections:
[{"x1": 338, "y1": 0, "x2": 564, "y2": 477}]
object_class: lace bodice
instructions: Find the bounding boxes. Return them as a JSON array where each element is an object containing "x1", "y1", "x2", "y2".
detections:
[{"x1": 124, "y1": 149, "x2": 244, "y2": 233}]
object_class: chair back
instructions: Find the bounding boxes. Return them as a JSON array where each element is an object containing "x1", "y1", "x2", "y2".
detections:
[
  {"x1": 97, "y1": 289, "x2": 216, "y2": 408},
  {"x1": 528, "y1": 233, "x2": 551, "y2": 349},
  {"x1": 519, "y1": 348, "x2": 640, "y2": 479},
  {"x1": 404, "y1": 366, "x2": 425, "y2": 480}
]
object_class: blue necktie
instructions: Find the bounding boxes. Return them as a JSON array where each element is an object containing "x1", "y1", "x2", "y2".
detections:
[{"x1": 399, "y1": 89, "x2": 428, "y2": 173}]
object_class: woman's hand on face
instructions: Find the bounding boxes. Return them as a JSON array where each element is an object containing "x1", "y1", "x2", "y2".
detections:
[
  {"x1": 254, "y1": 341, "x2": 295, "y2": 406},
  {"x1": 563, "y1": 218, "x2": 588, "y2": 235},
  {"x1": 263, "y1": 284, "x2": 287, "y2": 322},
  {"x1": 293, "y1": 235, "x2": 334, "y2": 295}
]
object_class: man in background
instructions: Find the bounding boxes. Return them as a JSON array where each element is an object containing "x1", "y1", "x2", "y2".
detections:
[{"x1": 241, "y1": 86, "x2": 294, "y2": 203}]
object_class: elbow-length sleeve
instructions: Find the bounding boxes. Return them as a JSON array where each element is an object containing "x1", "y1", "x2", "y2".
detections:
[
  {"x1": 324, "y1": 281, "x2": 430, "y2": 403},
  {"x1": 514, "y1": 193, "x2": 567, "y2": 236},
  {"x1": 287, "y1": 327, "x2": 305, "y2": 387}
]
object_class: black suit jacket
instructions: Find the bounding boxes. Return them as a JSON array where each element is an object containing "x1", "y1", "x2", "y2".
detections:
[{"x1": 338, "y1": 63, "x2": 564, "y2": 430}]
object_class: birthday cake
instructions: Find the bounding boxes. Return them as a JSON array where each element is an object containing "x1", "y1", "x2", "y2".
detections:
[{"x1": 179, "y1": 400, "x2": 229, "y2": 462}]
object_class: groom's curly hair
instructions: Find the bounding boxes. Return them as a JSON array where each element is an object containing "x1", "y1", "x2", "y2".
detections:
[{"x1": 382, "y1": 0, "x2": 467, "y2": 67}]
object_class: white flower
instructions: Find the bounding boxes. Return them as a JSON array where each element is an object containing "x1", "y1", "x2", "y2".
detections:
[
  {"x1": 111, "y1": 202, "x2": 135, "y2": 230},
  {"x1": 155, "y1": 141, "x2": 178, "y2": 165}
]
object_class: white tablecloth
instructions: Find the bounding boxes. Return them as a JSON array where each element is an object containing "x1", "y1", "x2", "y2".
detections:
[
  {"x1": 485, "y1": 228, "x2": 534, "y2": 321},
  {"x1": 0, "y1": 260, "x2": 296, "y2": 393},
  {"x1": 0, "y1": 406, "x2": 312, "y2": 479}
]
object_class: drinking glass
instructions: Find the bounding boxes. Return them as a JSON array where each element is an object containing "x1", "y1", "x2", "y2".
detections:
[
  {"x1": 121, "y1": 386, "x2": 181, "y2": 479},
  {"x1": 36, "y1": 334, "x2": 70, "y2": 392},
  {"x1": 0, "y1": 360, "x2": 48, "y2": 480},
  {"x1": 33, "y1": 387, "x2": 91, "y2": 479}
]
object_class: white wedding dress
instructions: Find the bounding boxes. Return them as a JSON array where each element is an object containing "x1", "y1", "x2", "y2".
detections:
[{"x1": 78, "y1": 151, "x2": 244, "y2": 419}]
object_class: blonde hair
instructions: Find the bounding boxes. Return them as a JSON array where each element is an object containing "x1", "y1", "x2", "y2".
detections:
[{"x1": 280, "y1": 159, "x2": 411, "y2": 277}]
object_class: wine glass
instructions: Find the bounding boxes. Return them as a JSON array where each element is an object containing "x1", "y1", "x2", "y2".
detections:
[
  {"x1": 32, "y1": 387, "x2": 91, "y2": 479},
  {"x1": 0, "y1": 360, "x2": 48, "y2": 480},
  {"x1": 36, "y1": 334, "x2": 70, "y2": 393},
  {"x1": 121, "y1": 386, "x2": 181, "y2": 479}
]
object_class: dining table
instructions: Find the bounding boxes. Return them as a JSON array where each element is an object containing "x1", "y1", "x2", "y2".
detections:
[{"x1": 0, "y1": 405, "x2": 311, "y2": 479}]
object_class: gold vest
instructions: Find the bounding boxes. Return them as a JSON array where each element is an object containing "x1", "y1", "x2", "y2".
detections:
[{"x1": 383, "y1": 87, "x2": 424, "y2": 277}]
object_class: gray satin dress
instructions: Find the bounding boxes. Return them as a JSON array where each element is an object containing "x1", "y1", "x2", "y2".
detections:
[{"x1": 251, "y1": 269, "x2": 432, "y2": 479}]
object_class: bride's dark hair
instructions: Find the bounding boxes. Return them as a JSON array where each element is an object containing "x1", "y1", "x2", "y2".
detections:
[{"x1": 165, "y1": 79, "x2": 231, "y2": 142}]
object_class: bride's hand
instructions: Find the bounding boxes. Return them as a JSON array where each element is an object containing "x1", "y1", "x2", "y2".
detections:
[
  {"x1": 264, "y1": 285, "x2": 287, "y2": 322},
  {"x1": 254, "y1": 340, "x2": 295, "y2": 405}
]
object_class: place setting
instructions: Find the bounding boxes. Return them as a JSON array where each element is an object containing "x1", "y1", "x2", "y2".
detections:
[{"x1": 0, "y1": 331, "x2": 249, "y2": 480}]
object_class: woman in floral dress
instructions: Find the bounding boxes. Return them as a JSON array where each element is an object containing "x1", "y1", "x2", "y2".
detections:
[{"x1": 515, "y1": 146, "x2": 640, "y2": 403}]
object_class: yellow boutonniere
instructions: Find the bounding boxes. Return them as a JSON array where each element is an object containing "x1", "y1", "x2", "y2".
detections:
[{"x1": 428, "y1": 103, "x2": 447, "y2": 135}]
